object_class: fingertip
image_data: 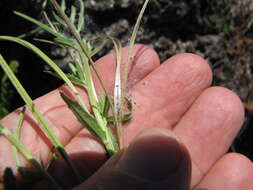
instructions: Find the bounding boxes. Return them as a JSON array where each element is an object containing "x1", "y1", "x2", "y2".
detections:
[
  {"x1": 221, "y1": 152, "x2": 253, "y2": 182},
  {"x1": 195, "y1": 153, "x2": 253, "y2": 190},
  {"x1": 165, "y1": 53, "x2": 213, "y2": 86},
  {"x1": 174, "y1": 86, "x2": 245, "y2": 188},
  {"x1": 132, "y1": 44, "x2": 160, "y2": 67},
  {"x1": 201, "y1": 86, "x2": 245, "y2": 125}
]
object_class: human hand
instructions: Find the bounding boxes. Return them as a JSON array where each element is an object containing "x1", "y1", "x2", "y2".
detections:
[{"x1": 0, "y1": 44, "x2": 252, "y2": 190}]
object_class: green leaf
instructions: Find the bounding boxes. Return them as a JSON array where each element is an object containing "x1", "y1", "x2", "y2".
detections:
[
  {"x1": 123, "y1": 113, "x2": 132, "y2": 123},
  {"x1": 107, "y1": 128, "x2": 119, "y2": 156},
  {"x1": 12, "y1": 108, "x2": 25, "y2": 168},
  {"x1": 54, "y1": 36, "x2": 76, "y2": 48},
  {"x1": 0, "y1": 60, "x2": 19, "y2": 118},
  {"x1": 70, "y1": 5, "x2": 77, "y2": 25},
  {"x1": 45, "y1": 71, "x2": 87, "y2": 98},
  {"x1": 17, "y1": 27, "x2": 42, "y2": 39},
  {"x1": 60, "y1": 92, "x2": 105, "y2": 140},
  {"x1": 69, "y1": 63, "x2": 77, "y2": 74},
  {"x1": 60, "y1": 0, "x2": 66, "y2": 12},
  {"x1": 42, "y1": 0, "x2": 48, "y2": 8},
  {"x1": 14, "y1": 11, "x2": 62, "y2": 38},
  {"x1": 75, "y1": 58, "x2": 86, "y2": 81},
  {"x1": 0, "y1": 36, "x2": 81, "y2": 101},
  {"x1": 77, "y1": 0, "x2": 85, "y2": 32},
  {"x1": 107, "y1": 113, "x2": 132, "y2": 125},
  {"x1": 90, "y1": 39, "x2": 108, "y2": 57},
  {"x1": 97, "y1": 94, "x2": 110, "y2": 116},
  {"x1": 0, "y1": 124, "x2": 4, "y2": 132},
  {"x1": 52, "y1": 11, "x2": 67, "y2": 27},
  {"x1": 66, "y1": 74, "x2": 86, "y2": 87},
  {"x1": 126, "y1": 97, "x2": 133, "y2": 111}
]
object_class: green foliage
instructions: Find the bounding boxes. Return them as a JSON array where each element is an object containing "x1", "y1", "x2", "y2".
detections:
[{"x1": 0, "y1": 60, "x2": 19, "y2": 119}]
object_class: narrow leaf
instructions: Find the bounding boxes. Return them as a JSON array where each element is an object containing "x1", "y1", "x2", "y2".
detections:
[
  {"x1": 17, "y1": 27, "x2": 42, "y2": 39},
  {"x1": 12, "y1": 107, "x2": 25, "y2": 168},
  {"x1": 54, "y1": 36, "x2": 76, "y2": 47},
  {"x1": 60, "y1": 0, "x2": 66, "y2": 12},
  {"x1": 60, "y1": 93, "x2": 105, "y2": 140},
  {"x1": 77, "y1": 0, "x2": 85, "y2": 32},
  {"x1": 98, "y1": 95, "x2": 110, "y2": 116},
  {"x1": 107, "y1": 113, "x2": 132, "y2": 125},
  {"x1": 90, "y1": 39, "x2": 108, "y2": 57},
  {"x1": 14, "y1": 11, "x2": 61, "y2": 38},
  {"x1": 70, "y1": 5, "x2": 77, "y2": 25},
  {"x1": 52, "y1": 11, "x2": 67, "y2": 27},
  {"x1": 66, "y1": 74, "x2": 86, "y2": 87},
  {"x1": 0, "y1": 36, "x2": 82, "y2": 106}
]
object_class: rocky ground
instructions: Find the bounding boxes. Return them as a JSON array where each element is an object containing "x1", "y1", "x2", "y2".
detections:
[{"x1": 0, "y1": 0, "x2": 253, "y2": 160}]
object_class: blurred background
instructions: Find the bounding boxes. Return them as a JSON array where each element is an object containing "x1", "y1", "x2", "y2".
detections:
[{"x1": 0, "y1": 0, "x2": 252, "y2": 161}]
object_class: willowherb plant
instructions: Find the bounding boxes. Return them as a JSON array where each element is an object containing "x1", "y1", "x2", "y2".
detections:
[{"x1": 0, "y1": 0, "x2": 150, "y2": 189}]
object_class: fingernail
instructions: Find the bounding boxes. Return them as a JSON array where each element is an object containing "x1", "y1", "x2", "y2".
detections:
[{"x1": 116, "y1": 128, "x2": 184, "y2": 182}]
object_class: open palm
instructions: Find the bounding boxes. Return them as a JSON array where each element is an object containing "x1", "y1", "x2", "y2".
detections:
[{"x1": 0, "y1": 44, "x2": 252, "y2": 190}]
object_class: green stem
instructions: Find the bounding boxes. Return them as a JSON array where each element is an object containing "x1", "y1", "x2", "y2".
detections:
[
  {"x1": 0, "y1": 54, "x2": 61, "y2": 147},
  {"x1": 0, "y1": 124, "x2": 62, "y2": 190},
  {"x1": 121, "y1": 0, "x2": 150, "y2": 123},
  {"x1": 50, "y1": 0, "x2": 111, "y2": 112},
  {"x1": 57, "y1": 147, "x2": 82, "y2": 182},
  {"x1": 12, "y1": 107, "x2": 25, "y2": 167},
  {"x1": 0, "y1": 54, "x2": 82, "y2": 183},
  {"x1": 79, "y1": 53, "x2": 118, "y2": 155},
  {"x1": 51, "y1": 0, "x2": 119, "y2": 155}
]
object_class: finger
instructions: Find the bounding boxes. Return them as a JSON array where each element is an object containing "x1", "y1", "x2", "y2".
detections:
[
  {"x1": 123, "y1": 53, "x2": 212, "y2": 145},
  {"x1": 73, "y1": 128, "x2": 191, "y2": 190},
  {"x1": 173, "y1": 87, "x2": 245, "y2": 187},
  {"x1": 0, "y1": 44, "x2": 159, "y2": 178},
  {"x1": 194, "y1": 153, "x2": 253, "y2": 190}
]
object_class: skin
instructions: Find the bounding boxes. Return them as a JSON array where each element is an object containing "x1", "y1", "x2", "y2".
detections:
[{"x1": 0, "y1": 44, "x2": 253, "y2": 190}]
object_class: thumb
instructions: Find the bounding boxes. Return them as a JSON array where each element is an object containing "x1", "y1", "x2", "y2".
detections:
[{"x1": 73, "y1": 128, "x2": 191, "y2": 190}]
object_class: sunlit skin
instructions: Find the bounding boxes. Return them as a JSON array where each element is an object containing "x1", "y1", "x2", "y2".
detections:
[{"x1": 0, "y1": 44, "x2": 253, "y2": 189}]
